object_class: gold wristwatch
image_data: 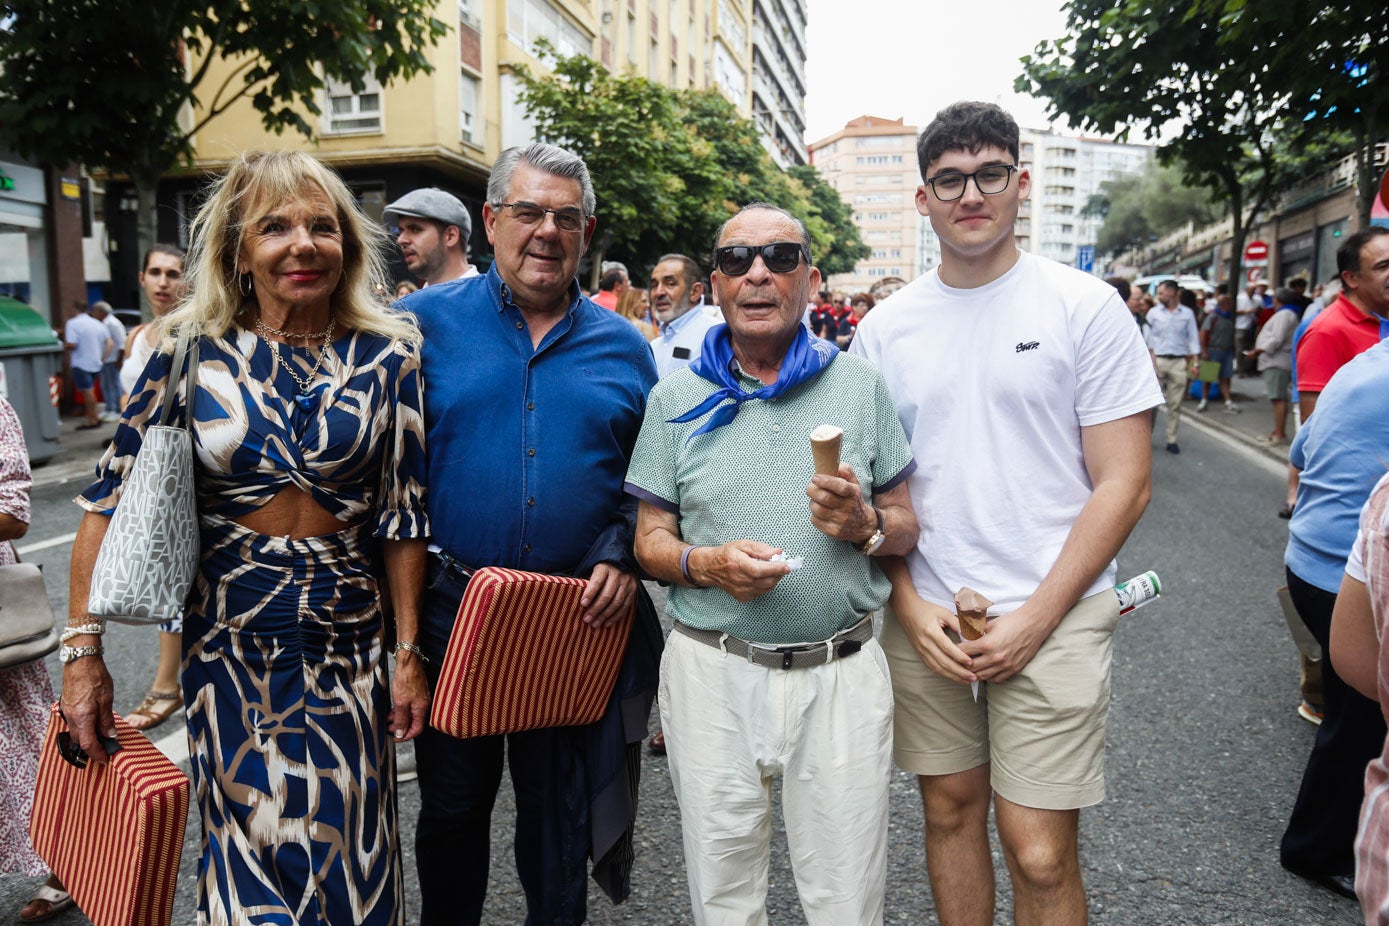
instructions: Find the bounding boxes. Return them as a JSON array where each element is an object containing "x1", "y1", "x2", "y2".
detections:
[{"x1": 860, "y1": 507, "x2": 886, "y2": 555}]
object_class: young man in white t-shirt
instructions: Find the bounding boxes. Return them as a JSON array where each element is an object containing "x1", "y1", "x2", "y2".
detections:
[{"x1": 851, "y1": 101, "x2": 1163, "y2": 926}]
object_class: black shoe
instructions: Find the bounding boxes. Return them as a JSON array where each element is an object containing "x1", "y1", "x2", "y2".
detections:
[
  {"x1": 1166, "y1": 443, "x2": 1180, "y2": 454},
  {"x1": 1286, "y1": 865, "x2": 1356, "y2": 900}
]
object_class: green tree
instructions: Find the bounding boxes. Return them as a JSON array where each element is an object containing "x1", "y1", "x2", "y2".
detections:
[
  {"x1": 788, "y1": 164, "x2": 869, "y2": 277},
  {"x1": 1017, "y1": 0, "x2": 1296, "y2": 288},
  {"x1": 1094, "y1": 159, "x2": 1226, "y2": 257},
  {"x1": 513, "y1": 46, "x2": 689, "y2": 286},
  {"x1": 515, "y1": 46, "x2": 864, "y2": 283},
  {"x1": 0, "y1": 0, "x2": 447, "y2": 309},
  {"x1": 1192, "y1": 0, "x2": 1387, "y2": 227}
]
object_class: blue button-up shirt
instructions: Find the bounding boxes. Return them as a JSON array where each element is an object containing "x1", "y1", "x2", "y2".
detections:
[
  {"x1": 1144, "y1": 304, "x2": 1200, "y2": 357},
  {"x1": 405, "y1": 264, "x2": 657, "y2": 578}
]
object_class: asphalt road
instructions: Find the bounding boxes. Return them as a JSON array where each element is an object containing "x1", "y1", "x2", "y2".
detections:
[{"x1": 0, "y1": 415, "x2": 1364, "y2": 924}]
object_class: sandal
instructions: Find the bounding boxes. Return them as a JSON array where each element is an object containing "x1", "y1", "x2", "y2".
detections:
[
  {"x1": 20, "y1": 881, "x2": 74, "y2": 923},
  {"x1": 123, "y1": 688, "x2": 183, "y2": 732},
  {"x1": 647, "y1": 730, "x2": 667, "y2": 756}
]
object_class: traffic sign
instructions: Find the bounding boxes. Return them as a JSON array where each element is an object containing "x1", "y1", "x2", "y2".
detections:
[
  {"x1": 1244, "y1": 240, "x2": 1269, "y2": 263},
  {"x1": 1075, "y1": 245, "x2": 1095, "y2": 274}
]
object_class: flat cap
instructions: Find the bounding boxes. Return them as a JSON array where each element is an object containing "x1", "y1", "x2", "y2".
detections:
[{"x1": 383, "y1": 188, "x2": 472, "y2": 238}]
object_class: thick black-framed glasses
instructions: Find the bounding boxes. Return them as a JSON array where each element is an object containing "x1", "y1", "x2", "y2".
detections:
[
  {"x1": 924, "y1": 165, "x2": 1018, "y2": 202},
  {"x1": 713, "y1": 242, "x2": 810, "y2": 276},
  {"x1": 493, "y1": 202, "x2": 587, "y2": 232}
]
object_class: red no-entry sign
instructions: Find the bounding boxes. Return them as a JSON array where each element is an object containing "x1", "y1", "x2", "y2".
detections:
[{"x1": 1245, "y1": 240, "x2": 1269, "y2": 263}]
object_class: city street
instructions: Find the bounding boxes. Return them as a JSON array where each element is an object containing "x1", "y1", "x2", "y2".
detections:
[{"x1": 0, "y1": 404, "x2": 1365, "y2": 925}]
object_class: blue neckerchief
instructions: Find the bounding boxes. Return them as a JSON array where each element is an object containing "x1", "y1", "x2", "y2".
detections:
[
  {"x1": 1215, "y1": 309, "x2": 1234, "y2": 319},
  {"x1": 669, "y1": 323, "x2": 838, "y2": 439},
  {"x1": 1379, "y1": 316, "x2": 1389, "y2": 340}
]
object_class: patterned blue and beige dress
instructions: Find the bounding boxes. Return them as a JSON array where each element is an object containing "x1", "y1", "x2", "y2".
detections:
[{"x1": 79, "y1": 324, "x2": 429, "y2": 926}]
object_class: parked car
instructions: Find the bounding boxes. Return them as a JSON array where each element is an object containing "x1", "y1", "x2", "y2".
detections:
[{"x1": 1132, "y1": 274, "x2": 1213, "y2": 295}]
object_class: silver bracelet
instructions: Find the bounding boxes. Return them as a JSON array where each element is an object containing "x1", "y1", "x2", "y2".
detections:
[
  {"x1": 61, "y1": 622, "x2": 107, "y2": 643},
  {"x1": 393, "y1": 641, "x2": 429, "y2": 663}
]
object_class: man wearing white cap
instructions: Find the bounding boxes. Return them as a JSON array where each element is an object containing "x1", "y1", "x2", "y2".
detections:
[{"x1": 384, "y1": 188, "x2": 478, "y2": 286}]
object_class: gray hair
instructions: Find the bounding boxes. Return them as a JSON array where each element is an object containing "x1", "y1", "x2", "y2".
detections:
[
  {"x1": 712, "y1": 202, "x2": 812, "y2": 258},
  {"x1": 487, "y1": 143, "x2": 596, "y2": 216},
  {"x1": 90, "y1": 300, "x2": 113, "y2": 314},
  {"x1": 601, "y1": 260, "x2": 628, "y2": 276}
]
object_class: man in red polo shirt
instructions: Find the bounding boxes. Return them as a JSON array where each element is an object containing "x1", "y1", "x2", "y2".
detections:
[{"x1": 1296, "y1": 226, "x2": 1389, "y2": 419}]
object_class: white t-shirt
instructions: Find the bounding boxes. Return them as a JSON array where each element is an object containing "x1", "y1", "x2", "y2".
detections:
[
  {"x1": 850, "y1": 252, "x2": 1164, "y2": 612},
  {"x1": 64, "y1": 314, "x2": 109, "y2": 374},
  {"x1": 101, "y1": 314, "x2": 126, "y2": 364}
]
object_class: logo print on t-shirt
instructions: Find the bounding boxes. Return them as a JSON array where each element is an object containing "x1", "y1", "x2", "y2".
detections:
[{"x1": 1015, "y1": 341, "x2": 1040, "y2": 353}]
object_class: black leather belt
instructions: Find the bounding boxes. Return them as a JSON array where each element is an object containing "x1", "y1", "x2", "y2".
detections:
[
  {"x1": 1156, "y1": 354, "x2": 1185, "y2": 359},
  {"x1": 673, "y1": 615, "x2": 873, "y2": 670}
]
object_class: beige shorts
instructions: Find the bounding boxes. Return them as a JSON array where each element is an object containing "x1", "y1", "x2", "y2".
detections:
[{"x1": 882, "y1": 589, "x2": 1120, "y2": 810}]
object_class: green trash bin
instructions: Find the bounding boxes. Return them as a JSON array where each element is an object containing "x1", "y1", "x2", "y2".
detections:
[{"x1": 0, "y1": 295, "x2": 64, "y2": 463}]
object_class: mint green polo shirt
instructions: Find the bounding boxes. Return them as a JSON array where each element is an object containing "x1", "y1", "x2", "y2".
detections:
[{"x1": 624, "y1": 353, "x2": 916, "y2": 643}]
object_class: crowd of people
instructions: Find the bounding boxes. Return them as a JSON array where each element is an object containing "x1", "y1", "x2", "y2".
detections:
[{"x1": 2, "y1": 97, "x2": 1389, "y2": 926}]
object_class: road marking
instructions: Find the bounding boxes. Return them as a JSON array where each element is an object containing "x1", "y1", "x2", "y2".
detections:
[{"x1": 15, "y1": 531, "x2": 77, "y2": 555}]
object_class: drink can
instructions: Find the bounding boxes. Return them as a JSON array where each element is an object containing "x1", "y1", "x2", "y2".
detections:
[{"x1": 1115, "y1": 571, "x2": 1161, "y2": 614}]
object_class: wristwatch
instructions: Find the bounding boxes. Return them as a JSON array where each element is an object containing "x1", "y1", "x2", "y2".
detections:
[
  {"x1": 860, "y1": 507, "x2": 887, "y2": 555},
  {"x1": 58, "y1": 644, "x2": 104, "y2": 664}
]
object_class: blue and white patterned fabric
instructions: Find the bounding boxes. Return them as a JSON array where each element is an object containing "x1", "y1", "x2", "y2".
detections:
[{"x1": 78, "y1": 324, "x2": 429, "y2": 925}]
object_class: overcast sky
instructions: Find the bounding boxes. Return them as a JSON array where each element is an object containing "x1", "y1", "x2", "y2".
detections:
[{"x1": 803, "y1": 1, "x2": 1075, "y2": 146}]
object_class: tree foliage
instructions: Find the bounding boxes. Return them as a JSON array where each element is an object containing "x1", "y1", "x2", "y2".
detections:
[
  {"x1": 1018, "y1": 0, "x2": 1300, "y2": 288},
  {"x1": 1093, "y1": 159, "x2": 1226, "y2": 257},
  {"x1": 1018, "y1": 1, "x2": 1383, "y2": 286},
  {"x1": 1191, "y1": 0, "x2": 1387, "y2": 227},
  {"x1": 515, "y1": 45, "x2": 866, "y2": 283},
  {"x1": 0, "y1": 0, "x2": 447, "y2": 309}
]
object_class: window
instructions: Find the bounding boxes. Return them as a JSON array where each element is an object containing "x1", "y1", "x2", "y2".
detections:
[
  {"x1": 458, "y1": 0, "x2": 481, "y2": 29},
  {"x1": 507, "y1": 0, "x2": 589, "y2": 59},
  {"x1": 627, "y1": 13, "x2": 636, "y2": 62},
  {"x1": 718, "y1": 0, "x2": 746, "y2": 51},
  {"x1": 713, "y1": 41, "x2": 746, "y2": 101},
  {"x1": 459, "y1": 72, "x2": 479, "y2": 145},
  {"x1": 324, "y1": 75, "x2": 382, "y2": 134}
]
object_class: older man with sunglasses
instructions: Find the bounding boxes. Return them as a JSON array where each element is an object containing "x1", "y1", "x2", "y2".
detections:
[{"x1": 626, "y1": 202, "x2": 919, "y2": 924}]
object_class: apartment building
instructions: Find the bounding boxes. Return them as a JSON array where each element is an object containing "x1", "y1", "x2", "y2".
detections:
[
  {"x1": 102, "y1": 0, "x2": 774, "y2": 298},
  {"x1": 1019, "y1": 128, "x2": 1152, "y2": 274},
  {"x1": 807, "y1": 116, "x2": 935, "y2": 294},
  {"x1": 750, "y1": 0, "x2": 808, "y2": 167}
]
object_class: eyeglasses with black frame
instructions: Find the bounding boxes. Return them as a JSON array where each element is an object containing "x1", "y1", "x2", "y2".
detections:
[
  {"x1": 493, "y1": 201, "x2": 588, "y2": 232},
  {"x1": 924, "y1": 164, "x2": 1018, "y2": 202},
  {"x1": 713, "y1": 241, "x2": 810, "y2": 276}
]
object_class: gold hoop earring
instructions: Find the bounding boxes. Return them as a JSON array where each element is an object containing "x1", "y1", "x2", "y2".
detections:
[{"x1": 238, "y1": 273, "x2": 253, "y2": 296}]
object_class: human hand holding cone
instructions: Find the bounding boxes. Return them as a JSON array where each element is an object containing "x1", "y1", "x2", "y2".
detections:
[{"x1": 955, "y1": 586, "x2": 992, "y2": 702}]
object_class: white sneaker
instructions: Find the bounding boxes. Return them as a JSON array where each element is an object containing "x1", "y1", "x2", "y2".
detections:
[
  {"x1": 1197, "y1": 399, "x2": 1208, "y2": 412},
  {"x1": 99, "y1": 410, "x2": 120, "y2": 422},
  {"x1": 1224, "y1": 401, "x2": 1240, "y2": 414}
]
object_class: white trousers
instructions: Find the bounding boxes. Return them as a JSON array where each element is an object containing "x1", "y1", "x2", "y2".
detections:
[{"x1": 659, "y1": 628, "x2": 894, "y2": 926}]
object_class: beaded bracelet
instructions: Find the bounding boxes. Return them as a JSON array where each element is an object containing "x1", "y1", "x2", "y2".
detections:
[{"x1": 60, "y1": 622, "x2": 107, "y2": 644}]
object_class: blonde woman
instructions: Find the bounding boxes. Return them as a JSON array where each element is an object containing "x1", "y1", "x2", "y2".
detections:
[
  {"x1": 614, "y1": 285, "x2": 657, "y2": 340},
  {"x1": 62, "y1": 151, "x2": 430, "y2": 925}
]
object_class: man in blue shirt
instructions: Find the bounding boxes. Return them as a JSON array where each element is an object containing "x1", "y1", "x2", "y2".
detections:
[
  {"x1": 1144, "y1": 278, "x2": 1200, "y2": 453},
  {"x1": 1280, "y1": 339, "x2": 1389, "y2": 900},
  {"x1": 402, "y1": 142, "x2": 660, "y2": 926}
]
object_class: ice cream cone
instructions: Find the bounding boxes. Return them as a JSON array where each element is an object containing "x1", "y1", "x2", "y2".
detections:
[
  {"x1": 810, "y1": 425, "x2": 843, "y2": 477},
  {"x1": 954, "y1": 586, "x2": 992, "y2": 641}
]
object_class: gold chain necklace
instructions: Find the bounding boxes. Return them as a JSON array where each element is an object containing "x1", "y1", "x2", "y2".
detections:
[
  {"x1": 254, "y1": 314, "x2": 333, "y2": 341},
  {"x1": 259, "y1": 317, "x2": 336, "y2": 410}
]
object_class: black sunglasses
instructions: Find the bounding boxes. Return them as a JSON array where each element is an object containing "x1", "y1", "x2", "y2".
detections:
[
  {"x1": 57, "y1": 729, "x2": 122, "y2": 769},
  {"x1": 713, "y1": 242, "x2": 810, "y2": 276}
]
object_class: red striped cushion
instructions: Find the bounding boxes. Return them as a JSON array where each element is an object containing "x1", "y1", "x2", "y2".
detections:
[
  {"x1": 430, "y1": 567, "x2": 634, "y2": 738},
  {"x1": 29, "y1": 705, "x2": 189, "y2": 926}
]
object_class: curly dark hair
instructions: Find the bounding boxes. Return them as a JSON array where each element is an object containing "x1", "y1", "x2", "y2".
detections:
[{"x1": 916, "y1": 102, "x2": 1020, "y2": 180}]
